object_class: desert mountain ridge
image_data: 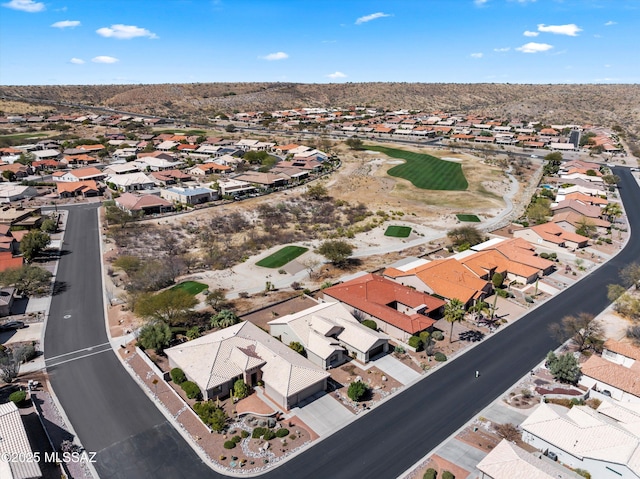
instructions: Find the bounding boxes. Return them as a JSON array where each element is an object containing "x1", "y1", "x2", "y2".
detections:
[{"x1": 2, "y1": 82, "x2": 640, "y2": 138}]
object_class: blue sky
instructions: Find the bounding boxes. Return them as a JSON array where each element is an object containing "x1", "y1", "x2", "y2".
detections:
[{"x1": 1, "y1": 0, "x2": 638, "y2": 85}]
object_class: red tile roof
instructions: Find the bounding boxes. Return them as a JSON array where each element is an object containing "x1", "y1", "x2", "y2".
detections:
[
  {"x1": 322, "y1": 273, "x2": 444, "y2": 334},
  {"x1": 0, "y1": 252, "x2": 23, "y2": 272}
]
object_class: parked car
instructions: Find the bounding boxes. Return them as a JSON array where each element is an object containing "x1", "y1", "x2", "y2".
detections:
[{"x1": 0, "y1": 320, "x2": 25, "y2": 331}]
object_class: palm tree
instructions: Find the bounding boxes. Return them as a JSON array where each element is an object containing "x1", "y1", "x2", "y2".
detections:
[
  {"x1": 444, "y1": 298, "x2": 466, "y2": 343},
  {"x1": 210, "y1": 309, "x2": 240, "y2": 329},
  {"x1": 470, "y1": 300, "x2": 489, "y2": 322},
  {"x1": 602, "y1": 202, "x2": 623, "y2": 223}
]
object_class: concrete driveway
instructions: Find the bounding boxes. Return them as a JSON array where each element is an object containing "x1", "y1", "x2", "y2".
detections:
[
  {"x1": 0, "y1": 322, "x2": 43, "y2": 346},
  {"x1": 290, "y1": 392, "x2": 354, "y2": 437},
  {"x1": 372, "y1": 354, "x2": 421, "y2": 385}
]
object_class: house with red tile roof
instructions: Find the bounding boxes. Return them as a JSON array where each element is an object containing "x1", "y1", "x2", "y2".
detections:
[
  {"x1": 460, "y1": 249, "x2": 540, "y2": 285},
  {"x1": 0, "y1": 251, "x2": 23, "y2": 272},
  {"x1": 552, "y1": 211, "x2": 610, "y2": 234},
  {"x1": 53, "y1": 167, "x2": 106, "y2": 182},
  {"x1": 579, "y1": 341, "x2": 640, "y2": 402},
  {"x1": 32, "y1": 159, "x2": 62, "y2": 171},
  {"x1": 115, "y1": 192, "x2": 173, "y2": 215},
  {"x1": 563, "y1": 192, "x2": 608, "y2": 206},
  {"x1": 56, "y1": 180, "x2": 101, "y2": 198},
  {"x1": 479, "y1": 237, "x2": 556, "y2": 276},
  {"x1": 321, "y1": 273, "x2": 445, "y2": 341},
  {"x1": 62, "y1": 153, "x2": 99, "y2": 165},
  {"x1": 149, "y1": 169, "x2": 192, "y2": 186},
  {"x1": 552, "y1": 200, "x2": 602, "y2": 219},
  {"x1": 384, "y1": 259, "x2": 491, "y2": 309},
  {"x1": 513, "y1": 222, "x2": 589, "y2": 250}
]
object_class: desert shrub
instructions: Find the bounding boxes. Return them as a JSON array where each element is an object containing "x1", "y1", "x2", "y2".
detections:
[
  {"x1": 423, "y1": 469, "x2": 437, "y2": 479},
  {"x1": 362, "y1": 319, "x2": 377, "y2": 330},
  {"x1": 574, "y1": 469, "x2": 591, "y2": 479},
  {"x1": 289, "y1": 434, "x2": 297, "y2": 440},
  {"x1": 232, "y1": 435, "x2": 241, "y2": 444},
  {"x1": 263, "y1": 429, "x2": 275, "y2": 440},
  {"x1": 252, "y1": 427, "x2": 267, "y2": 439},
  {"x1": 276, "y1": 428, "x2": 289, "y2": 438},
  {"x1": 241, "y1": 430, "x2": 249, "y2": 438},
  {"x1": 408, "y1": 335, "x2": 423, "y2": 350},
  {"x1": 13, "y1": 343, "x2": 37, "y2": 363},
  {"x1": 223, "y1": 441, "x2": 236, "y2": 449},
  {"x1": 434, "y1": 352, "x2": 447, "y2": 362},
  {"x1": 442, "y1": 472, "x2": 455, "y2": 479},
  {"x1": 432, "y1": 331, "x2": 444, "y2": 341},
  {"x1": 348, "y1": 381, "x2": 369, "y2": 402},
  {"x1": 170, "y1": 368, "x2": 186, "y2": 384},
  {"x1": 9, "y1": 390, "x2": 27, "y2": 405},
  {"x1": 180, "y1": 381, "x2": 201, "y2": 399}
]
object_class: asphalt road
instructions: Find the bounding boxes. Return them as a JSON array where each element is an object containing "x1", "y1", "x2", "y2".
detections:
[{"x1": 43, "y1": 168, "x2": 639, "y2": 479}]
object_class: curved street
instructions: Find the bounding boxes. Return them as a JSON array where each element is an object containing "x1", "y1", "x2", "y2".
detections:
[{"x1": 43, "y1": 167, "x2": 639, "y2": 479}]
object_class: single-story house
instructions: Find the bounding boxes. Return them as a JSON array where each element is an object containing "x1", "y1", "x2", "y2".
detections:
[
  {"x1": 116, "y1": 192, "x2": 173, "y2": 215},
  {"x1": 269, "y1": 301, "x2": 389, "y2": 370},
  {"x1": 103, "y1": 163, "x2": 141, "y2": 175},
  {"x1": 552, "y1": 200, "x2": 603, "y2": 219},
  {"x1": 0, "y1": 401, "x2": 43, "y2": 478},
  {"x1": 321, "y1": 273, "x2": 446, "y2": 342},
  {"x1": 165, "y1": 321, "x2": 329, "y2": 410},
  {"x1": 52, "y1": 167, "x2": 106, "y2": 182},
  {"x1": 160, "y1": 186, "x2": 217, "y2": 205},
  {"x1": 513, "y1": 222, "x2": 589, "y2": 250},
  {"x1": 579, "y1": 339, "x2": 640, "y2": 403},
  {"x1": 384, "y1": 259, "x2": 491, "y2": 309},
  {"x1": 0, "y1": 184, "x2": 37, "y2": 203},
  {"x1": 105, "y1": 172, "x2": 156, "y2": 192},
  {"x1": 521, "y1": 401, "x2": 640, "y2": 479},
  {"x1": 150, "y1": 169, "x2": 192, "y2": 186},
  {"x1": 56, "y1": 180, "x2": 101, "y2": 198},
  {"x1": 218, "y1": 178, "x2": 256, "y2": 197},
  {"x1": 476, "y1": 439, "x2": 583, "y2": 479},
  {"x1": 0, "y1": 163, "x2": 31, "y2": 179},
  {"x1": 473, "y1": 237, "x2": 556, "y2": 277},
  {"x1": 188, "y1": 163, "x2": 232, "y2": 176},
  {"x1": 234, "y1": 172, "x2": 290, "y2": 189}
]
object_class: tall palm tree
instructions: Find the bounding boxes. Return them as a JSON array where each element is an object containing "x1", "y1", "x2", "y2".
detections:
[{"x1": 444, "y1": 298, "x2": 466, "y2": 343}]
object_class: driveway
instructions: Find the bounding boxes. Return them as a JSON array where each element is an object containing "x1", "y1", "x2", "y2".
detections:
[
  {"x1": 0, "y1": 322, "x2": 42, "y2": 346},
  {"x1": 372, "y1": 354, "x2": 421, "y2": 385},
  {"x1": 290, "y1": 392, "x2": 354, "y2": 437}
]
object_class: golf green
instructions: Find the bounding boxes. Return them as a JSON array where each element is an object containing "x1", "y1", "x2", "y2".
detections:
[
  {"x1": 365, "y1": 145, "x2": 468, "y2": 191},
  {"x1": 256, "y1": 246, "x2": 309, "y2": 268},
  {"x1": 384, "y1": 226, "x2": 412, "y2": 238},
  {"x1": 456, "y1": 214, "x2": 481, "y2": 222}
]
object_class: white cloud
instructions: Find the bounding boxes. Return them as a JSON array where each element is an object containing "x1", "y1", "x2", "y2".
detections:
[
  {"x1": 51, "y1": 20, "x2": 80, "y2": 28},
  {"x1": 2, "y1": 0, "x2": 44, "y2": 12},
  {"x1": 523, "y1": 30, "x2": 539, "y2": 37},
  {"x1": 96, "y1": 24, "x2": 158, "y2": 40},
  {"x1": 494, "y1": 47, "x2": 510, "y2": 52},
  {"x1": 537, "y1": 23, "x2": 582, "y2": 36},
  {"x1": 92, "y1": 55, "x2": 119, "y2": 64},
  {"x1": 355, "y1": 12, "x2": 391, "y2": 25},
  {"x1": 516, "y1": 42, "x2": 553, "y2": 53},
  {"x1": 260, "y1": 51, "x2": 288, "y2": 61},
  {"x1": 604, "y1": 20, "x2": 616, "y2": 26},
  {"x1": 69, "y1": 57, "x2": 85, "y2": 64},
  {"x1": 470, "y1": 52, "x2": 483, "y2": 58},
  {"x1": 326, "y1": 71, "x2": 347, "y2": 79},
  {"x1": 474, "y1": 0, "x2": 489, "y2": 6}
]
